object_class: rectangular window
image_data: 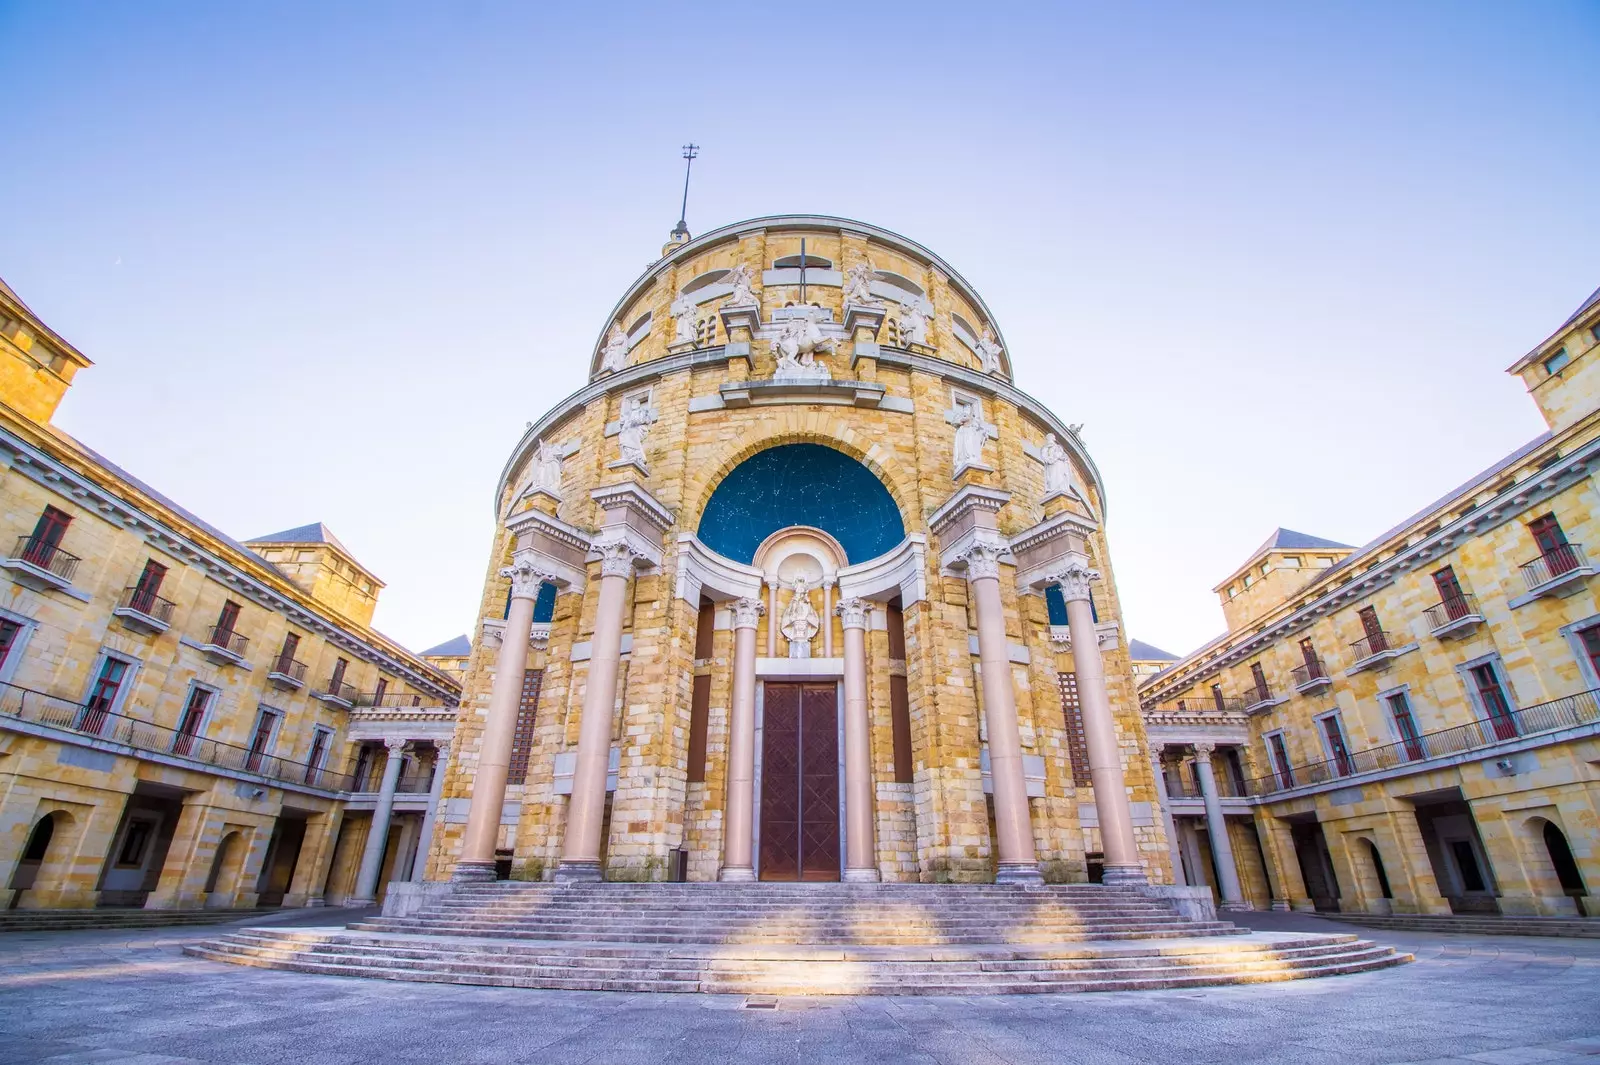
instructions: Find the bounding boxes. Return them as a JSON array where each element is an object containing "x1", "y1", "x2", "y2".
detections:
[
  {"x1": 1268, "y1": 732, "x2": 1294, "y2": 788},
  {"x1": 131, "y1": 559, "x2": 167, "y2": 613},
  {"x1": 172, "y1": 686, "x2": 212, "y2": 756},
  {"x1": 1298, "y1": 638, "x2": 1322, "y2": 678},
  {"x1": 1387, "y1": 691, "x2": 1424, "y2": 761},
  {"x1": 1320, "y1": 714, "x2": 1353, "y2": 776},
  {"x1": 277, "y1": 632, "x2": 300, "y2": 672},
  {"x1": 330, "y1": 657, "x2": 348, "y2": 690},
  {"x1": 373, "y1": 677, "x2": 389, "y2": 705},
  {"x1": 80, "y1": 656, "x2": 130, "y2": 735},
  {"x1": 693, "y1": 600, "x2": 715, "y2": 661},
  {"x1": 352, "y1": 745, "x2": 375, "y2": 790},
  {"x1": 1357, "y1": 605, "x2": 1386, "y2": 653},
  {"x1": 1057, "y1": 672, "x2": 1091, "y2": 787},
  {"x1": 1211, "y1": 683, "x2": 1225, "y2": 712},
  {"x1": 687, "y1": 673, "x2": 712, "y2": 784},
  {"x1": 1250, "y1": 662, "x2": 1270, "y2": 702},
  {"x1": 305, "y1": 728, "x2": 332, "y2": 784},
  {"x1": 0, "y1": 618, "x2": 21, "y2": 671},
  {"x1": 1470, "y1": 662, "x2": 1518, "y2": 741},
  {"x1": 1544, "y1": 348, "x2": 1570, "y2": 375},
  {"x1": 508, "y1": 669, "x2": 543, "y2": 782},
  {"x1": 214, "y1": 601, "x2": 241, "y2": 643},
  {"x1": 246, "y1": 708, "x2": 280, "y2": 770},
  {"x1": 886, "y1": 602, "x2": 907, "y2": 660},
  {"x1": 23, "y1": 505, "x2": 72, "y2": 567},
  {"x1": 1432, "y1": 566, "x2": 1468, "y2": 618},
  {"x1": 888, "y1": 602, "x2": 914, "y2": 783},
  {"x1": 1528, "y1": 513, "x2": 1577, "y2": 576},
  {"x1": 1579, "y1": 625, "x2": 1600, "y2": 686}
]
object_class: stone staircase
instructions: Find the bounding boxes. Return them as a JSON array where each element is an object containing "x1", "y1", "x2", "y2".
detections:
[
  {"x1": 187, "y1": 882, "x2": 1410, "y2": 994},
  {"x1": 0, "y1": 907, "x2": 265, "y2": 933},
  {"x1": 1326, "y1": 912, "x2": 1600, "y2": 939}
]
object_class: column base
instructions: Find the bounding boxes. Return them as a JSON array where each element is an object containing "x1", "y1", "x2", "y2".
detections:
[
  {"x1": 1270, "y1": 898, "x2": 1292, "y2": 912},
  {"x1": 1218, "y1": 900, "x2": 1256, "y2": 912},
  {"x1": 554, "y1": 860, "x2": 603, "y2": 883},
  {"x1": 346, "y1": 896, "x2": 377, "y2": 907},
  {"x1": 719, "y1": 866, "x2": 756, "y2": 883},
  {"x1": 994, "y1": 862, "x2": 1044, "y2": 884},
  {"x1": 1100, "y1": 863, "x2": 1149, "y2": 887},
  {"x1": 302, "y1": 898, "x2": 328, "y2": 908},
  {"x1": 451, "y1": 861, "x2": 498, "y2": 884},
  {"x1": 843, "y1": 868, "x2": 881, "y2": 883}
]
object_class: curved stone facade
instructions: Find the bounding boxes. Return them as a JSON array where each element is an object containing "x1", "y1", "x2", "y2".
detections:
[{"x1": 427, "y1": 215, "x2": 1172, "y2": 885}]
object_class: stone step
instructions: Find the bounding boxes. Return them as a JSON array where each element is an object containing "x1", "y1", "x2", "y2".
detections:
[
  {"x1": 0, "y1": 909, "x2": 263, "y2": 932},
  {"x1": 1330, "y1": 914, "x2": 1600, "y2": 939},
  {"x1": 343, "y1": 923, "x2": 1246, "y2": 945}
]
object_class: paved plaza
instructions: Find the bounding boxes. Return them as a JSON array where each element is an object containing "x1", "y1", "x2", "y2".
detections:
[{"x1": 0, "y1": 912, "x2": 1595, "y2": 1065}]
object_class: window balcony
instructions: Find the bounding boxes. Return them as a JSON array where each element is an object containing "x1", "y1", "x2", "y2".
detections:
[
  {"x1": 1291, "y1": 659, "x2": 1333, "y2": 694},
  {"x1": 199, "y1": 625, "x2": 249, "y2": 667},
  {"x1": 1348, "y1": 630, "x2": 1405, "y2": 673},
  {"x1": 314, "y1": 680, "x2": 359, "y2": 709},
  {"x1": 112, "y1": 586, "x2": 176, "y2": 635},
  {"x1": 267, "y1": 655, "x2": 308, "y2": 691},
  {"x1": 352, "y1": 691, "x2": 427, "y2": 709},
  {"x1": 1518, "y1": 544, "x2": 1594, "y2": 598},
  {"x1": 2, "y1": 535, "x2": 81, "y2": 593},
  {"x1": 1244, "y1": 687, "x2": 1600, "y2": 797},
  {"x1": 1242, "y1": 683, "x2": 1286, "y2": 714},
  {"x1": 1423, "y1": 593, "x2": 1485, "y2": 640}
]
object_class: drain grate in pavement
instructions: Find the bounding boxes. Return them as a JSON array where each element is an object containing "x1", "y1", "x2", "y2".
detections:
[{"x1": 743, "y1": 997, "x2": 779, "y2": 1010}]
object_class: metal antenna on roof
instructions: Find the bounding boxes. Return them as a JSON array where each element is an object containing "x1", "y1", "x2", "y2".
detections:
[{"x1": 672, "y1": 144, "x2": 699, "y2": 242}]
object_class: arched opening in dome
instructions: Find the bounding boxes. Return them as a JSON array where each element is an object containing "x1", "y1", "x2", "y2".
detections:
[
  {"x1": 772, "y1": 253, "x2": 833, "y2": 270},
  {"x1": 697, "y1": 444, "x2": 904, "y2": 565}
]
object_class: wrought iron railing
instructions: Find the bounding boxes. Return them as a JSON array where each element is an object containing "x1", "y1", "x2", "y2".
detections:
[
  {"x1": 268, "y1": 655, "x2": 308, "y2": 682},
  {"x1": 117, "y1": 585, "x2": 176, "y2": 624},
  {"x1": 1350, "y1": 630, "x2": 1395, "y2": 661},
  {"x1": 1244, "y1": 680, "x2": 1275, "y2": 706},
  {"x1": 352, "y1": 691, "x2": 427, "y2": 708},
  {"x1": 1174, "y1": 695, "x2": 1245, "y2": 713},
  {"x1": 11, "y1": 535, "x2": 80, "y2": 582},
  {"x1": 1291, "y1": 658, "x2": 1329, "y2": 687},
  {"x1": 203, "y1": 625, "x2": 249, "y2": 656},
  {"x1": 1243, "y1": 688, "x2": 1600, "y2": 796},
  {"x1": 1423, "y1": 593, "x2": 1481, "y2": 630},
  {"x1": 1520, "y1": 544, "x2": 1588, "y2": 591},
  {"x1": 0, "y1": 680, "x2": 352, "y2": 790},
  {"x1": 317, "y1": 680, "x2": 359, "y2": 704}
]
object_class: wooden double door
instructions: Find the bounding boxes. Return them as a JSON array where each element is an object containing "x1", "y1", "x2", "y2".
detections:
[{"x1": 759, "y1": 682, "x2": 841, "y2": 881}]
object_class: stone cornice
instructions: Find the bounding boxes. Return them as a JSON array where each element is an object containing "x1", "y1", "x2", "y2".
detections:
[
  {"x1": 0, "y1": 425, "x2": 458, "y2": 703},
  {"x1": 590, "y1": 481, "x2": 674, "y2": 532},
  {"x1": 1140, "y1": 431, "x2": 1600, "y2": 707},
  {"x1": 1007, "y1": 510, "x2": 1099, "y2": 557},
  {"x1": 504, "y1": 506, "x2": 591, "y2": 553},
  {"x1": 927, "y1": 484, "x2": 1011, "y2": 536}
]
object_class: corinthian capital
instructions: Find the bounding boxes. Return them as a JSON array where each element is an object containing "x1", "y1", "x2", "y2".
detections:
[
  {"x1": 1049, "y1": 559, "x2": 1101, "y2": 603},
  {"x1": 500, "y1": 556, "x2": 556, "y2": 600},
  {"x1": 957, "y1": 541, "x2": 1007, "y2": 581},
  {"x1": 1192, "y1": 741, "x2": 1216, "y2": 757},
  {"x1": 835, "y1": 597, "x2": 870, "y2": 630},
  {"x1": 596, "y1": 539, "x2": 644, "y2": 578},
  {"x1": 732, "y1": 596, "x2": 765, "y2": 629}
]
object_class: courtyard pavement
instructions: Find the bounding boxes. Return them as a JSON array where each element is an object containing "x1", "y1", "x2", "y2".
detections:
[{"x1": 0, "y1": 909, "x2": 1596, "y2": 1065}]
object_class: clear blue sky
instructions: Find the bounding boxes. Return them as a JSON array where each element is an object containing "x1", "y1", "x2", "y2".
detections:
[{"x1": 2, "y1": 1, "x2": 1596, "y2": 656}]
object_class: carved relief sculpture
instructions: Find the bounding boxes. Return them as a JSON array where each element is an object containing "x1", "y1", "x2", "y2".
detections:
[
  {"x1": 723, "y1": 263, "x2": 758, "y2": 308},
  {"x1": 780, "y1": 577, "x2": 821, "y2": 658},
  {"x1": 842, "y1": 262, "x2": 882, "y2": 307},
  {"x1": 771, "y1": 309, "x2": 836, "y2": 380},
  {"x1": 1039, "y1": 433, "x2": 1073, "y2": 499},
  {"x1": 897, "y1": 294, "x2": 933, "y2": 345},
  {"x1": 599, "y1": 323, "x2": 629, "y2": 374},
  {"x1": 952, "y1": 402, "x2": 991, "y2": 471},
  {"x1": 974, "y1": 325, "x2": 1004, "y2": 374},
  {"x1": 530, "y1": 439, "x2": 563, "y2": 499},
  {"x1": 616, "y1": 395, "x2": 657, "y2": 469},
  {"x1": 669, "y1": 292, "x2": 698, "y2": 345}
]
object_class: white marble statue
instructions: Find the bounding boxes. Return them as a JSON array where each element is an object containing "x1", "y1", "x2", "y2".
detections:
[
  {"x1": 531, "y1": 439, "x2": 563, "y2": 497},
  {"x1": 974, "y1": 326, "x2": 1004, "y2": 375},
  {"x1": 724, "y1": 263, "x2": 758, "y2": 307},
  {"x1": 953, "y1": 403, "x2": 990, "y2": 470},
  {"x1": 842, "y1": 262, "x2": 882, "y2": 307},
  {"x1": 617, "y1": 396, "x2": 656, "y2": 468},
  {"x1": 898, "y1": 294, "x2": 933, "y2": 345},
  {"x1": 780, "y1": 577, "x2": 821, "y2": 658},
  {"x1": 771, "y1": 312, "x2": 836, "y2": 379},
  {"x1": 1040, "y1": 433, "x2": 1072, "y2": 498},
  {"x1": 669, "y1": 292, "x2": 697, "y2": 345},
  {"x1": 599, "y1": 323, "x2": 629, "y2": 374}
]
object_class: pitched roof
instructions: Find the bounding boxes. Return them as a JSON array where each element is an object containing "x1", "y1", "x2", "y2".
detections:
[
  {"x1": 247, "y1": 522, "x2": 354, "y2": 556},
  {"x1": 1128, "y1": 639, "x2": 1178, "y2": 662},
  {"x1": 419, "y1": 635, "x2": 471, "y2": 658},
  {"x1": 1252, "y1": 528, "x2": 1354, "y2": 556},
  {"x1": 1561, "y1": 285, "x2": 1600, "y2": 329}
]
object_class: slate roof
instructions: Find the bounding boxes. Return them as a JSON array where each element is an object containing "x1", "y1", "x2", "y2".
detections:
[
  {"x1": 1128, "y1": 639, "x2": 1178, "y2": 662},
  {"x1": 420, "y1": 635, "x2": 472, "y2": 658},
  {"x1": 248, "y1": 522, "x2": 353, "y2": 556},
  {"x1": 1251, "y1": 528, "x2": 1354, "y2": 557}
]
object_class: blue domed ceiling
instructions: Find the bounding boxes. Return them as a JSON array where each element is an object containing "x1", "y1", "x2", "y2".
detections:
[{"x1": 697, "y1": 444, "x2": 904, "y2": 565}]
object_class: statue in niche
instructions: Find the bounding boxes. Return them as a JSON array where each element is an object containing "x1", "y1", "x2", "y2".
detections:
[
  {"x1": 669, "y1": 292, "x2": 697, "y2": 345},
  {"x1": 617, "y1": 396, "x2": 656, "y2": 467},
  {"x1": 530, "y1": 439, "x2": 563, "y2": 497},
  {"x1": 771, "y1": 311, "x2": 836, "y2": 379},
  {"x1": 599, "y1": 323, "x2": 629, "y2": 374},
  {"x1": 974, "y1": 325, "x2": 1004, "y2": 375},
  {"x1": 842, "y1": 262, "x2": 882, "y2": 307},
  {"x1": 953, "y1": 402, "x2": 990, "y2": 470},
  {"x1": 1039, "y1": 433, "x2": 1073, "y2": 498},
  {"x1": 724, "y1": 263, "x2": 758, "y2": 308},
  {"x1": 898, "y1": 294, "x2": 933, "y2": 346},
  {"x1": 781, "y1": 577, "x2": 821, "y2": 658}
]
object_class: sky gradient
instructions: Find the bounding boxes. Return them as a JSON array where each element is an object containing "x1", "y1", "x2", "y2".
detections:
[{"x1": 2, "y1": 1, "x2": 1597, "y2": 656}]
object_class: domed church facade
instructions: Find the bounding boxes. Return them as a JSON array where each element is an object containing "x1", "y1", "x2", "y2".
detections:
[{"x1": 426, "y1": 215, "x2": 1172, "y2": 886}]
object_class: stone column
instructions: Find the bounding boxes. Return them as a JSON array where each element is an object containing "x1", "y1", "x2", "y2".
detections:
[
  {"x1": 411, "y1": 742, "x2": 450, "y2": 882},
  {"x1": 455, "y1": 556, "x2": 545, "y2": 882},
  {"x1": 963, "y1": 543, "x2": 1040, "y2": 882},
  {"x1": 721, "y1": 595, "x2": 764, "y2": 881},
  {"x1": 1055, "y1": 560, "x2": 1145, "y2": 885},
  {"x1": 1192, "y1": 742, "x2": 1245, "y2": 908},
  {"x1": 350, "y1": 738, "x2": 409, "y2": 905},
  {"x1": 1150, "y1": 748, "x2": 1186, "y2": 886},
  {"x1": 558, "y1": 542, "x2": 639, "y2": 881},
  {"x1": 838, "y1": 598, "x2": 878, "y2": 882}
]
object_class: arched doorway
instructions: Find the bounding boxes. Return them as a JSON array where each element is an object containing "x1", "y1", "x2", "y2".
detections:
[
  {"x1": 1541, "y1": 821, "x2": 1588, "y2": 916},
  {"x1": 8, "y1": 813, "x2": 63, "y2": 904},
  {"x1": 1363, "y1": 838, "x2": 1394, "y2": 903},
  {"x1": 204, "y1": 831, "x2": 241, "y2": 908}
]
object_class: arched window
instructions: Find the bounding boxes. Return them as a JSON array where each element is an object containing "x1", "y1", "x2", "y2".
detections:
[{"x1": 772, "y1": 253, "x2": 833, "y2": 270}]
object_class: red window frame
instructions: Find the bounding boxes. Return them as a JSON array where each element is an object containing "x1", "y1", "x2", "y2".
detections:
[
  {"x1": 131, "y1": 560, "x2": 167, "y2": 614},
  {"x1": 1470, "y1": 663, "x2": 1518, "y2": 741},
  {"x1": 1298, "y1": 638, "x2": 1321, "y2": 676},
  {"x1": 1250, "y1": 662, "x2": 1270, "y2": 702},
  {"x1": 0, "y1": 618, "x2": 21, "y2": 671},
  {"x1": 1579, "y1": 626, "x2": 1600, "y2": 687},
  {"x1": 24, "y1": 506, "x2": 71, "y2": 567},
  {"x1": 373, "y1": 677, "x2": 388, "y2": 706},
  {"x1": 214, "y1": 601, "x2": 241, "y2": 640},
  {"x1": 1387, "y1": 691, "x2": 1424, "y2": 761},
  {"x1": 1358, "y1": 606, "x2": 1386, "y2": 653},
  {"x1": 1432, "y1": 566, "x2": 1468, "y2": 619},
  {"x1": 1529, "y1": 513, "x2": 1577, "y2": 576},
  {"x1": 330, "y1": 657, "x2": 348, "y2": 691},
  {"x1": 245, "y1": 709, "x2": 279, "y2": 771},
  {"x1": 172, "y1": 687, "x2": 211, "y2": 756},
  {"x1": 1268, "y1": 732, "x2": 1294, "y2": 788},
  {"x1": 1320, "y1": 714, "x2": 1353, "y2": 776},
  {"x1": 276, "y1": 632, "x2": 300, "y2": 673},
  {"x1": 304, "y1": 729, "x2": 330, "y2": 784},
  {"x1": 80, "y1": 657, "x2": 130, "y2": 735}
]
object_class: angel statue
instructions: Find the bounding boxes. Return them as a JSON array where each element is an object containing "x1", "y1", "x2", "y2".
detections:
[
  {"x1": 898, "y1": 294, "x2": 933, "y2": 345},
  {"x1": 669, "y1": 292, "x2": 697, "y2": 345},
  {"x1": 724, "y1": 263, "x2": 758, "y2": 308},
  {"x1": 842, "y1": 262, "x2": 882, "y2": 307}
]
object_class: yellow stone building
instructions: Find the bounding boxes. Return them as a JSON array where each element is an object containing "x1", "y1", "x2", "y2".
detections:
[
  {"x1": 0, "y1": 277, "x2": 462, "y2": 912},
  {"x1": 1139, "y1": 287, "x2": 1600, "y2": 919},
  {"x1": 424, "y1": 215, "x2": 1173, "y2": 888}
]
